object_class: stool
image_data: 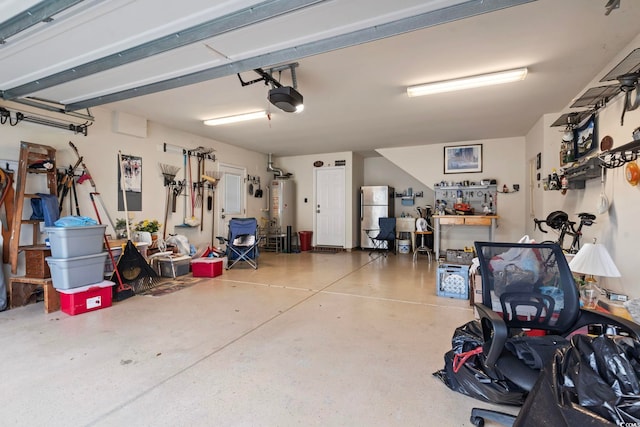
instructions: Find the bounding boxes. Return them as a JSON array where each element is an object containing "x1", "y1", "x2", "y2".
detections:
[
  {"x1": 413, "y1": 231, "x2": 433, "y2": 263},
  {"x1": 8, "y1": 276, "x2": 60, "y2": 313}
]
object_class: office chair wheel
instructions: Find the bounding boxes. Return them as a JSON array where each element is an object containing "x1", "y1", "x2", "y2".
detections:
[{"x1": 470, "y1": 415, "x2": 485, "y2": 426}]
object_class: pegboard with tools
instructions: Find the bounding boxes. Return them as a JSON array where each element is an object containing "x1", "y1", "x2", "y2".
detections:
[{"x1": 434, "y1": 183, "x2": 498, "y2": 215}]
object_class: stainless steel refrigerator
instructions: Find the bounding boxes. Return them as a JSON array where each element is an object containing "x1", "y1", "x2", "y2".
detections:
[{"x1": 360, "y1": 185, "x2": 395, "y2": 249}]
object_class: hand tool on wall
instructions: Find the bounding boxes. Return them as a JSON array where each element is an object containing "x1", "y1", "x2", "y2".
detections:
[{"x1": 159, "y1": 163, "x2": 180, "y2": 239}]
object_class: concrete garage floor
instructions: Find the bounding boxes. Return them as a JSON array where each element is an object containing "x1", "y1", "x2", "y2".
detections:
[{"x1": 0, "y1": 250, "x2": 517, "y2": 426}]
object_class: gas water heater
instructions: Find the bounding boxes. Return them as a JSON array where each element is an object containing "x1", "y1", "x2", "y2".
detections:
[{"x1": 270, "y1": 179, "x2": 295, "y2": 230}]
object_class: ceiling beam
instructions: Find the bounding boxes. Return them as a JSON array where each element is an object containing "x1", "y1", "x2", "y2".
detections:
[
  {"x1": 66, "y1": 0, "x2": 536, "y2": 112},
  {"x1": 0, "y1": 0, "x2": 84, "y2": 44},
  {"x1": 1, "y1": 0, "x2": 327, "y2": 100}
]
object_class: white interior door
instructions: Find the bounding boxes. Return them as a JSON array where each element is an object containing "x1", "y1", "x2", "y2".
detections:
[
  {"x1": 217, "y1": 163, "x2": 246, "y2": 239},
  {"x1": 314, "y1": 167, "x2": 345, "y2": 247}
]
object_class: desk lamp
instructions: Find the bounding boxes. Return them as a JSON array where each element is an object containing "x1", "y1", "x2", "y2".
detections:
[{"x1": 568, "y1": 238, "x2": 620, "y2": 308}]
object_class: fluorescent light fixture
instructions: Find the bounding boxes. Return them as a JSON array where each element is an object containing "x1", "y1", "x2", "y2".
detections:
[
  {"x1": 203, "y1": 111, "x2": 266, "y2": 126},
  {"x1": 406, "y1": 68, "x2": 528, "y2": 97}
]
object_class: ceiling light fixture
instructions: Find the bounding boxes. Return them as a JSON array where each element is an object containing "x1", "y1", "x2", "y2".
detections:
[
  {"x1": 203, "y1": 111, "x2": 266, "y2": 126},
  {"x1": 406, "y1": 68, "x2": 528, "y2": 97}
]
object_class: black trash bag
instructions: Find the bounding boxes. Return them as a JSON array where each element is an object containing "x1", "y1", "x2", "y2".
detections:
[
  {"x1": 559, "y1": 334, "x2": 640, "y2": 425},
  {"x1": 505, "y1": 334, "x2": 569, "y2": 370},
  {"x1": 434, "y1": 320, "x2": 527, "y2": 406},
  {"x1": 513, "y1": 350, "x2": 614, "y2": 427}
]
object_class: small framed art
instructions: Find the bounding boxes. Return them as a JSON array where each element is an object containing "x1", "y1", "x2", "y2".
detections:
[{"x1": 444, "y1": 144, "x2": 483, "y2": 174}]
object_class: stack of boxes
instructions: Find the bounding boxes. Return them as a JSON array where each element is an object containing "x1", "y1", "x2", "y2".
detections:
[
  {"x1": 44, "y1": 225, "x2": 113, "y2": 315},
  {"x1": 436, "y1": 249, "x2": 474, "y2": 299}
]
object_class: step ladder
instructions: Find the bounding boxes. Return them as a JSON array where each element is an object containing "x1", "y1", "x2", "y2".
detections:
[{"x1": 9, "y1": 142, "x2": 57, "y2": 274}]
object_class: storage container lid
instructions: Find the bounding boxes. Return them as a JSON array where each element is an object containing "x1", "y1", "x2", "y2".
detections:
[
  {"x1": 45, "y1": 251, "x2": 108, "y2": 263},
  {"x1": 44, "y1": 224, "x2": 107, "y2": 232},
  {"x1": 56, "y1": 280, "x2": 114, "y2": 294},
  {"x1": 191, "y1": 257, "x2": 224, "y2": 264}
]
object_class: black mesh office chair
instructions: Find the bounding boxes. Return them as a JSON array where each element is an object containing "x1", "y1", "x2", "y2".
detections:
[
  {"x1": 469, "y1": 241, "x2": 640, "y2": 426},
  {"x1": 368, "y1": 217, "x2": 396, "y2": 256}
]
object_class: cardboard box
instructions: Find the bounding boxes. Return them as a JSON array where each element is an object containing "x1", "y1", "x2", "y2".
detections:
[
  {"x1": 191, "y1": 257, "x2": 224, "y2": 277},
  {"x1": 445, "y1": 249, "x2": 474, "y2": 265},
  {"x1": 25, "y1": 246, "x2": 52, "y2": 278},
  {"x1": 45, "y1": 225, "x2": 107, "y2": 258},
  {"x1": 46, "y1": 252, "x2": 108, "y2": 289},
  {"x1": 58, "y1": 280, "x2": 113, "y2": 315},
  {"x1": 470, "y1": 273, "x2": 483, "y2": 318}
]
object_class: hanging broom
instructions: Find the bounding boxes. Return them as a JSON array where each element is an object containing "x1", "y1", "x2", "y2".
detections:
[
  {"x1": 112, "y1": 151, "x2": 162, "y2": 293},
  {"x1": 90, "y1": 192, "x2": 135, "y2": 301},
  {"x1": 202, "y1": 170, "x2": 220, "y2": 247}
]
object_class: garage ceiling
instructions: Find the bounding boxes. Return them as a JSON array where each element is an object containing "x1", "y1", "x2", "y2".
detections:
[{"x1": 1, "y1": 0, "x2": 640, "y2": 156}]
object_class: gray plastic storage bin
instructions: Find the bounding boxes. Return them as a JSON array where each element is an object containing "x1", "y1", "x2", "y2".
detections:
[
  {"x1": 44, "y1": 225, "x2": 107, "y2": 258},
  {"x1": 46, "y1": 252, "x2": 108, "y2": 289}
]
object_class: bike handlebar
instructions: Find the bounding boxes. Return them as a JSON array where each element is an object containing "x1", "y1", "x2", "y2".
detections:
[
  {"x1": 533, "y1": 213, "x2": 594, "y2": 235},
  {"x1": 533, "y1": 218, "x2": 548, "y2": 233}
]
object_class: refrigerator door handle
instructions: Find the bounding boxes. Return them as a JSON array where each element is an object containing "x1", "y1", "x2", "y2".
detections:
[{"x1": 360, "y1": 190, "x2": 364, "y2": 220}]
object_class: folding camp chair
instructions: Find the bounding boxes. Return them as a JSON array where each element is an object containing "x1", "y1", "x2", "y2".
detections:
[
  {"x1": 367, "y1": 217, "x2": 396, "y2": 256},
  {"x1": 217, "y1": 217, "x2": 263, "y2": 269}
]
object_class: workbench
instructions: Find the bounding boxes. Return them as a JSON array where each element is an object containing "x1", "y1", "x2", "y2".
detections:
[{"x1": 432, "y1": 215, "x2": 499, "y2": 258}]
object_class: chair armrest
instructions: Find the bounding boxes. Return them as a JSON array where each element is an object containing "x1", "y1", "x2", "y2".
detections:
[
  {"x1": 572, "y1": 308, "x2": 640, "y2": 340},
  {"x1": 474, "y1": 303, "x2": 508, "y2": 370}
]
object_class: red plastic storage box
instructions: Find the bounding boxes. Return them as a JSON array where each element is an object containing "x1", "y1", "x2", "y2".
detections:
[
  {"x1": 57, "y1": 280, "x2": 114, "y2": 315},
  {"x1": 191, "y1": 257, "x2": 224, "y2": 277}
]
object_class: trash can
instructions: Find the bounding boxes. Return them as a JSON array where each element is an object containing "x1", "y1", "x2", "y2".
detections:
[{"x1": 299, "y1": 231, "x2": 313, "y2": 251}]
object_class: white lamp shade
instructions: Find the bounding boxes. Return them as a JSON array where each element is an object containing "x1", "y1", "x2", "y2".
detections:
[{"x1": 568, "y1": 242, "x2": 621, "y2": 277}]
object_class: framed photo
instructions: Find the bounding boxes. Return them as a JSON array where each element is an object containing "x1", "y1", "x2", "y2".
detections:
[
  {"x1": 573, "y1": 114, "x2": 597, "y2": 160},
  {"x1": 117, "y1": 154, "x2": 142, "y2": 211},
  {"x1": 444, "y1": 144, "x2": 482, "y2": 174},
  {"x1": 536, "y1": 152, "x2": 541, "y2": 170}
]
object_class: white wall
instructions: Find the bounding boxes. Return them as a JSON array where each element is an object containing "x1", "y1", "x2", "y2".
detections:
[
  {"x1": 363, "y1": 157, "x2": 435, "y2": 219},
  {"x1": 527, "y1": 96, "x2": 640, "y2": 297},
  {"x1": 377, "y1": 137, "x2": 528, "y2": 249},
  {"x1": 275, "y1": 152, "x2": 357, "y2": 248},
  {"x1": 525, "y1": 33, "x2": 640, "y2": 298},
  {"x1": 0, "y1": 107, "x2": 270, "y2": 275}
]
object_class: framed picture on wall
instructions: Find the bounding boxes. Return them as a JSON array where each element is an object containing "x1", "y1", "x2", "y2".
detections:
[
  {"x1": 573, "y1": 114, "x2": 597, "y2": 160},
  {"x1": 444, "y1": 144, "x2": 483, "y2": 174}
]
